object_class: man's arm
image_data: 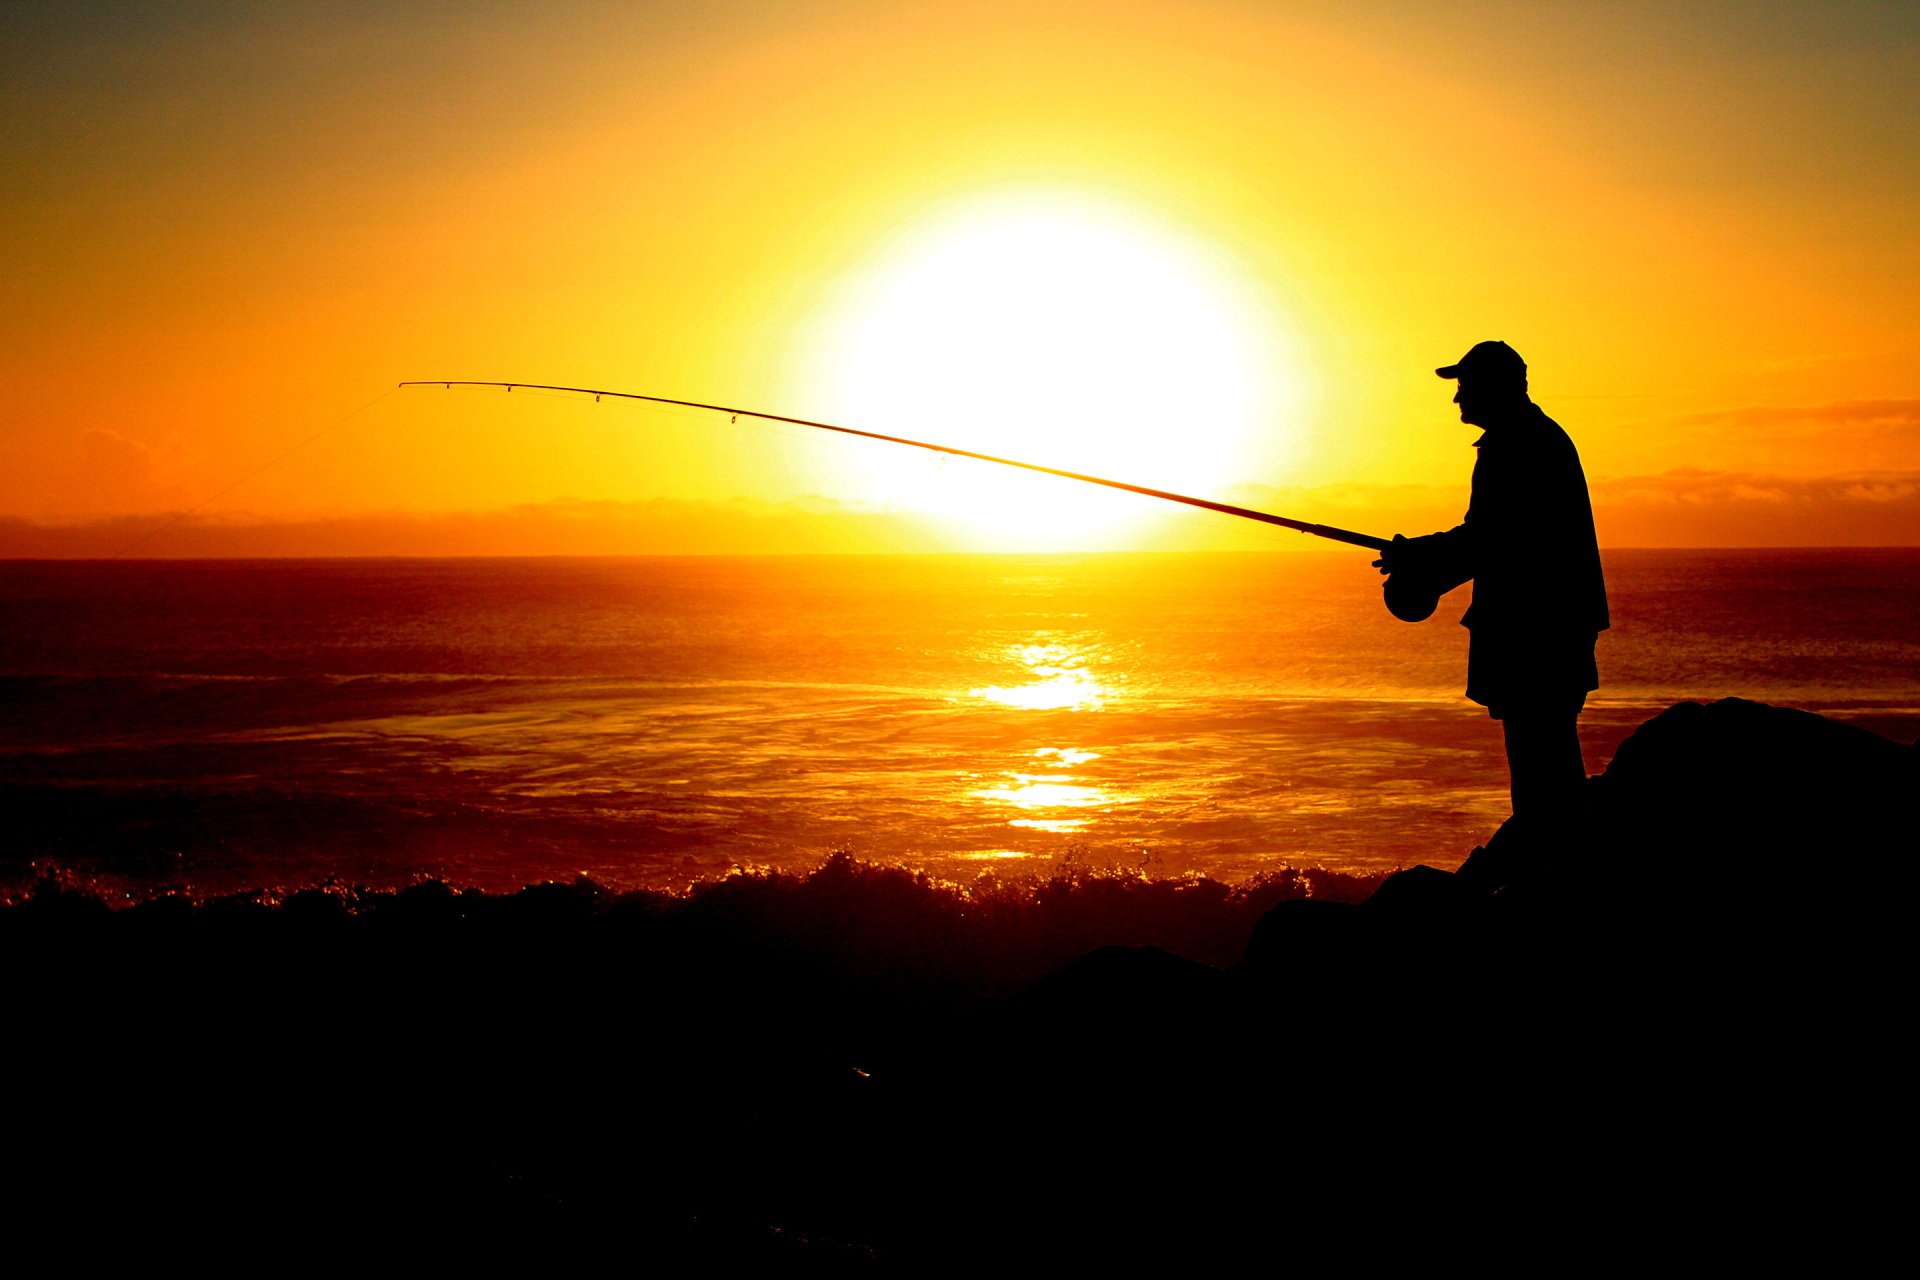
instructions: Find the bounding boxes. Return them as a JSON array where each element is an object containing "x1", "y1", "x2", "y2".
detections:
[
  {"x1": 1373, "y1": 520, "x2": 1476, "y2": 594},
  {"x1": 1374, "y1": 440, "x2": 1498, "y2": 592}
]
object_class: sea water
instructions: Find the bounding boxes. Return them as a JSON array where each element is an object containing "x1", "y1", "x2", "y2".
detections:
[{"x1": 2, "y1": 549, "x2": 1915, "y2": 895}]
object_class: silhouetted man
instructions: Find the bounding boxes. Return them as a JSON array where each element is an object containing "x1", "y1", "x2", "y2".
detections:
[{"x1": 1376, "y1": 341, "x2": 1608, "y2": 839}]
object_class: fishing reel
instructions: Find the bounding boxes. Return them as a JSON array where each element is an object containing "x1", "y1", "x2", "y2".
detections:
[
  {"x1": 1375, "y1": 534, "x2": 1442, "y2": 623},
  {"x1": 1382, "y1": 572, "x2": 1441, "y2": 623}
]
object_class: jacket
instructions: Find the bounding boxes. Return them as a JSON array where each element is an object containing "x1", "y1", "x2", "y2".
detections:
[{"x1": 1405, "y1": 402, "x2": 1608, "y2": 711}]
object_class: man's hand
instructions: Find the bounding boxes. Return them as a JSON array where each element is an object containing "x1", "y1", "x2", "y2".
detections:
[{"x1": 1372, "y1": 533, "x2": 1410, "y2": 577}]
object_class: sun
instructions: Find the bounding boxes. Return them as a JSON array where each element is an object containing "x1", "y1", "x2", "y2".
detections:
[{"x1": 799, "y1": 189, "x2": 1300, "y2": 549}]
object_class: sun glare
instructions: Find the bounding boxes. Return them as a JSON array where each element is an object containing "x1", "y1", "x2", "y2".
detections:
[{"x1": 802, "y1": 190, "x2": 1298, "y2": 548}]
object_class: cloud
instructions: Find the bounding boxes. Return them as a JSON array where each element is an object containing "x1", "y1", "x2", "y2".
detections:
[
  {"x1": 0, "y1": 427, "x2": 192, "y2": 517},
  {"x1": 1663, "y1": 399, "x2": 1920, "y2": 432},
  {"x1": 1590, "y1": 469, "x2": 1920, "y2": 545},
  {"x1": 3, "y1": 471, "x2": 1917, "y2": 557},
  {"x1": 1218, "y1": 471, "x2": 1920, "y2": 548},
  {"x1": 1646, "y1": 400, "x2": 1920, "y2": 472},
  {"x1": 0, "y1": 496, "x2": 957, "y2": 558},
  {"x1": 1599, "y1": 397, "x2": 1920, "y2": 478},
  {"x1": 75, "y1": 428, "x2": 159, "y2": 484}
]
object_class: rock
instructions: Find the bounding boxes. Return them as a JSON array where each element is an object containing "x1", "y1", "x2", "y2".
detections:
[
  {"x1": 1004, "y1": 943, "x2": 1223, "y2": 1025},
  {"x1": 1243, "y1": 897, "x2": 1364, "y2": 975},
  {"x1": 1589, "y1": 698, "x2": 1913, "y2": 878},
  {"x1": 1490, "y1": 698, "x2": 1906, "y2": 897},
  {"x1": 1363, "y1": 863, "x2": 1476, "y2": 911},
  {"x1": 1246, "y1": 698, "x2": 1916, "y2": 967},
  {"x1": 982, "y1": 944, "x2": 1230, "y2": 1084}
]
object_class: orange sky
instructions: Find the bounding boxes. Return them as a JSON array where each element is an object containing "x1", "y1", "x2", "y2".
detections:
[{"x1": 5, "y1": 1, "x2": 1917, "y2": 554}]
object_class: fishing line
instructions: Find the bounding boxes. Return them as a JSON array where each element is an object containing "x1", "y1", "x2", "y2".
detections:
[
  {"x1": 399, "y1": 380, "x2": 1440, "y2": 618},
  {"x1": 577, "y1": 391, "x2": 845, "y2": 480},
  {"x1": 397, "y1": 380, "x2": 1391, "y2": 551},
  {"x1": 559, "y1": 389, "x2": 939, "y2": 552},
  {"x1": 1134, "y1": 489, "x2": 1276, "y2": 551},
  {"x1": 108, "y1": 387, "x2": 399, "y2": 560},
  {"x1": 458, "y1": 383, "x2": 988, "y2": 544}
]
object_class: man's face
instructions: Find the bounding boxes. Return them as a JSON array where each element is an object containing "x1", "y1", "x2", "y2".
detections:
[
  {"x1": 1450, "y1": 374, "x2": 1520, "y2": 426},
  {"x1": 1452, "y1": 376, "x2": 1486, "y2": 426}
]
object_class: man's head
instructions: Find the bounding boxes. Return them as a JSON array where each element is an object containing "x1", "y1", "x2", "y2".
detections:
[{"x1": 1436, "y1": 340, "x2": 1528, "y2": 427}]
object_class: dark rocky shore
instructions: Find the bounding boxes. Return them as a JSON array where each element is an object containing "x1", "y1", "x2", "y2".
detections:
[{"x1": 5, "y1": 699, "x2": 1911, "y2": 1266}]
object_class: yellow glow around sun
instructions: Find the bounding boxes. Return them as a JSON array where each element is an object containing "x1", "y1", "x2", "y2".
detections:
[{"x1": 801, "y1": 189, "x2": 1299, "y2": 548}]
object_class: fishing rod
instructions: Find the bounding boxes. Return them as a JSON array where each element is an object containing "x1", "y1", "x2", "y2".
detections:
[{"x1": 398, "y1": 379, "x2": 1440, "y2": 620}]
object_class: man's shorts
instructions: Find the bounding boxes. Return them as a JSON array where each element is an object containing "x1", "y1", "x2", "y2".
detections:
[{"x1": 1466, "y1": 629, "x2": 1599, "y2": 721}]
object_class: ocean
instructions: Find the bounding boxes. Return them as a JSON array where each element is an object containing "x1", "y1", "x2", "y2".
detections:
[{"x1": 2, "y1": 549, "x2": 1915, "y2": 896}]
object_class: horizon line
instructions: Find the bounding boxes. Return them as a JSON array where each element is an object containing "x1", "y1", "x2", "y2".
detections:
[{"x1": 6, "y1": 544, "x2": 1919, "y2": 564}]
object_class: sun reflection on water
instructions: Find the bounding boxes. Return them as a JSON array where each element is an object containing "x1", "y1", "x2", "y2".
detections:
[
  {"x1": 1035, "y1": 746, "x2": 1100, "y2": 765},
  {"x1": 973, "y1": 776, "x2": 1106, "y2": 810},
  {"x1": 963, "y1": 640, "x2": 1137, "y2": 839},
  {"x1": 969, "y1": 642, "x2": 1108, "y2": 710},
  {"x1": 970, "y1": 749, "x2": 1132, "y2": 837}
]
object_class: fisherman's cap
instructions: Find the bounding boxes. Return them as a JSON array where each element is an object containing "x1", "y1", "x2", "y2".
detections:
[{"x1": 1436, "y1": 340, "x2": 1526, "y2": 382}]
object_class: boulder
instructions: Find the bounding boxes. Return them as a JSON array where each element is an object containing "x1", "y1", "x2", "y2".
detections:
[{"x1": 1248, "y1": 699, "x2": 1915, "y2": 971}]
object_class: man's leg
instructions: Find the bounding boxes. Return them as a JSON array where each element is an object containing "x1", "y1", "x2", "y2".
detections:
[{"x1": 1501, "y1": 703, "x2": 1587, "y2": 833}]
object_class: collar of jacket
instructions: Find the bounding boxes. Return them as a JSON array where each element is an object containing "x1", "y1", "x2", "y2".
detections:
[{"x1": 1470, "y1": 402, "x2": 1544, "y2": 448}]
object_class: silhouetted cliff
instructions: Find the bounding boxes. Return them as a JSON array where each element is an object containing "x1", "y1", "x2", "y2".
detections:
[{"x1": 3, "y1": 700, "x2": 1908, "y2": 1268}]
